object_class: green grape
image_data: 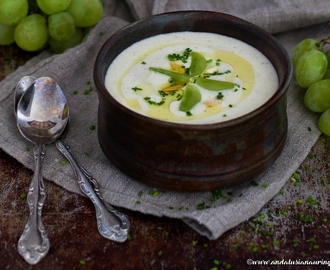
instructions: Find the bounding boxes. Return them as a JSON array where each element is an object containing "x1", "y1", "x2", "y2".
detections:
[
  {"x1": 48, "y1": 12, "x2": 75, "y2": 42},
  {"x1": 291, "y1": 39, "x2": 319, "y2": 69},
  {"x1": 304, "y1": 80, "x2": 330, "y2": 112},
  {"x1": 48, "y1": 27, "x2": 83, "y2": 53},
  {"x1": 66, "y1": 0, "x2": 103, "y2": 27},
  {"x1": 294, "y1": 49, "x2": 327, "y2": 88},
  {"x1": 14, "y1": 14, "x2": 49, "y2": 52},
  {"x1": 318, "y1": 108, "x2": 330, "y2": 136},
  {"x1": 0, "y1": 0, "x2": 29, "y2": 26},
  {"x1": 179, "y1": 84, "x2": 201, "y2": 112},
  {"x1": 36, "y1": 0, "x2": 71, "y2": 15},
  {"x1": 0, "y1": 22, "x2": 15, "y2": 45}
]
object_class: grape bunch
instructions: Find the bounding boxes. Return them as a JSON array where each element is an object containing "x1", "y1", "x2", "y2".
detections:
[
  {"x1": 292, "y1": 36, "x2": 330, "y2": 135},
  {"x1": 0, "y1": 0, "x2": 103, "y2": 53}
]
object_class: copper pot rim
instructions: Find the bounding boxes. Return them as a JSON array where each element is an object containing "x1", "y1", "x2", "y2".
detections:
[{"x1": 94, "y1": 10, "x2": 292, "y2": 131}]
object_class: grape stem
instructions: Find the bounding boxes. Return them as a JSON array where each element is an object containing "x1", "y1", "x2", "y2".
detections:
[{"x1": 317, "y1": 26, "x2": 330, "y2": 51}]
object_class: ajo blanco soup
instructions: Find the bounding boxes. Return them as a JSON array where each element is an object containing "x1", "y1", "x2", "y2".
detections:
[{"x1": 105, "y1": 32, "x2": 278, "y2": 124}]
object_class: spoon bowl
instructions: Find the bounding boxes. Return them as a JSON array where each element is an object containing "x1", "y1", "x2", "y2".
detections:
[
  {"x1": 16, "y1": 76, "x2": 69, "y2": 265},
  {"x1": 14, "y1": 76, "x2": 36, "y2": 116},
  {"x1": 17, "y1": 77, "x2": 69, "y2": 145}
]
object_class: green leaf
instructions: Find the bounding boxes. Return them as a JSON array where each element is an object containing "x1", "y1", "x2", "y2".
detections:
[
  {"x1": 149, "y1": 67, "x2": 190, "y2": 84},
  {"x1": 196, "y1": 77, "x2": 236, "y2": 91},
  {"x1": 179, "y1": 84, "x2": 201, "y2": 112},
  {"x1": 190, "y1": 52, "x2": 207, "y2": 76}
]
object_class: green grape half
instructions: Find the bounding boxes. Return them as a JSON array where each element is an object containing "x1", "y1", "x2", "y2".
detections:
[
  {"x1": 48, "y1": 27, "x2": 83, "y2": 53},
  {"x1": 0, "y1": 22, "x2": 15, "y2": 45},
  {"x1": 294, "y1": 49, "x2": 327, "y2": 89},
  {"x1": 66, "y1": 0, "x2": 103, "y2": 27},
  {"x1": 190, "y1": 52, "x2": 206, "y2": 76},
  {"x1": 304, "y1": 80, "x2": 330, "y2": 112},
  {"x1": 291, "y1": 39, "x2": 319, "y2": 69},
  {"x1": 0, "y1": 0, "x2": 28, "y2": 26},
  {"x1": 179, "y1": 84, "x2": 201, "y2": 112},
  {"x1": 36, "y1": 0, "x2": 71, "y2": 14},
  {"x1": 48, "y1": 12, "x2": 75, "y2": 42},
  {"x1": 14, "y1": 14, "x2": 49, "y2": 52},
  {"x1": 318, "y1": 108, "x2": 330, "y2": 136}
]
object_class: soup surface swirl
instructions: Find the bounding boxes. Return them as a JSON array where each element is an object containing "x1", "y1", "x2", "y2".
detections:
[{"x1": 105, "y1": 32, "x2": 278, "y2": 124}]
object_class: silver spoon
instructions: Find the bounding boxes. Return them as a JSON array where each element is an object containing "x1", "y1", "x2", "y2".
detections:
[
  {"x1": 16, "y1": 76, "x2": 69, "y2": 264},
  {"x1": 14, "y1": 76, "x2": 130, "y2": 243},
  {"x1": 55, "y1": 139, "x2": 130, "y2": 242}
]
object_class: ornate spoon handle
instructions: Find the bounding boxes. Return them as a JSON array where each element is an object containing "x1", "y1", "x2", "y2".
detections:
[
  {"x1": 55, "y1": 140, "x2": 130, "y2": 243},
  {"x1": 18, "y1": 144, "x2": 50, "y2": 265}
]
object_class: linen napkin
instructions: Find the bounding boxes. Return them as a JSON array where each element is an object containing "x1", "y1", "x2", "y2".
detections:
[
  {"x1": 1, "y1": 0, "x2": 330, "y2": 240},
  {"x1": 128, "y1": 0, "x2": 330, "y2": 34}
]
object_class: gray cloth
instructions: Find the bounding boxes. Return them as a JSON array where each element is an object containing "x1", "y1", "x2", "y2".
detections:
[
  {"x1": 1, "y1": 0, "x2": 329, "y2": 240},
  {"x1": 128, "y1": 0, "x2": 330, "y2": 33}
]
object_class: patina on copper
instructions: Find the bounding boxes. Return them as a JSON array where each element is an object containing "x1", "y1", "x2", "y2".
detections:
[{"x1": 94, "y1": 11, "x2": 292, "y2": 192}]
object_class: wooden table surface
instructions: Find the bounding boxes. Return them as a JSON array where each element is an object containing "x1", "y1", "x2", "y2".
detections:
[{"x1": 1, "y1": 44, "x2": 330, "y2": 270}]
